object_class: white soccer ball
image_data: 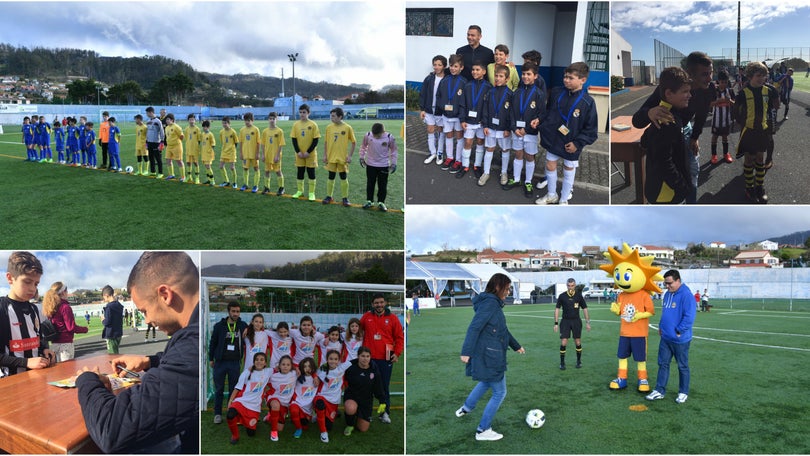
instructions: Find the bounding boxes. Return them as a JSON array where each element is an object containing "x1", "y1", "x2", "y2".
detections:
[
  {"x1": 125, "y1": 166, "x2": 134, "y2": 174},
  {"x1": 525, "y1": 409, "x2": 545, "y2": 429},
  {"x1": 623, "y1": 304, "x2": 636, "y2": 322}
]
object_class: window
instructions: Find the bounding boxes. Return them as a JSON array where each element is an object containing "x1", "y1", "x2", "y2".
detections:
[{"x1": 406, "y1": 8, "x2": 454, "y2": 37}]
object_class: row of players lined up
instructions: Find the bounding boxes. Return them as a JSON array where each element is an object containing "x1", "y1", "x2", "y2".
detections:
[
  {"x1": 418, "y1": 47, "x2": 598, "y2": 204},
  {"x1": 20, "y1": 106, "x2": 398, "y2": 211}
]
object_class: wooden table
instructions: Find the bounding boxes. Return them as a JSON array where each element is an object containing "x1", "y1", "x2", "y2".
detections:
[
  {"x1": 611, "y1": 115, "x2": 648, "y2": 204},
  {"x1": 0, "y1": 354, "x2": 117, "y2": 454}
]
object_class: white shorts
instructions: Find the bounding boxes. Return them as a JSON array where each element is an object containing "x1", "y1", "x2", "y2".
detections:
[
  {"x1": 442, "y1": 116, "x2": 463, "y2": 132},
  {"x1": 546, "y1": 151, "x2": 579, "y2": 168},
  {"x1": 511, "y1": 133, "x2": 539, "y2": 155},
  {"x1": 485, "y1": 130, "x2": 511, "y2": 150},
  {"x1": 463, "y1": 123, "x2": 485, "y2": 140},
  {"x1": 424, "y1": 113, "x2": 443, "y2": 127}
]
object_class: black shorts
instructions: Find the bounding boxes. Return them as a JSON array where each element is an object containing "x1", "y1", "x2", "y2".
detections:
[
  {"x1": 711, "y1": 125, "x2": 730, "y2": 136},
  {"x1": 344, "y1": 391, "x2": 373, "y2": 422},
  {"x1": 559, "y1": 318, "x2": 583, "y2": 339},
  {"x1": 739, "y1": 129, "x2": 768, "y2": 155}
]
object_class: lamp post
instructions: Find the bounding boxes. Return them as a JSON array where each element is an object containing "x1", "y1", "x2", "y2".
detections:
[{"x1": 288, "y1": 52, "x2": 298, "y2": 119}]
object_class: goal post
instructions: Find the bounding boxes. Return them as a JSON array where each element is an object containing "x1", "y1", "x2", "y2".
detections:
[{"x1": 98, "y1": 108, "x2": 142, "y2": 124}]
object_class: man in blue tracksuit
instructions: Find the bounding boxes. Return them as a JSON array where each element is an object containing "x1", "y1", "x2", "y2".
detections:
[{"x1": 646, "y1": 269, "x2": 696, "y2": 404}]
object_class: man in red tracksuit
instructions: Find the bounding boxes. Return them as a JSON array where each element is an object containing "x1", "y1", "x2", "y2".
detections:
[{"x1": 360, "y1": 293, "x2": 404, "y2": 424}]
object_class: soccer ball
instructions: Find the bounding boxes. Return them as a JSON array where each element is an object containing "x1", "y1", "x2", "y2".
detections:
[
  {"x1": 623, "y1": 304, "x2": 636, "y2": 322},
  {"x1": 525, "y1": 409, "x2": 545, "y2": 429},
  {"x1": 125, "y1": 166, "x2": 134, "y2": 174}
]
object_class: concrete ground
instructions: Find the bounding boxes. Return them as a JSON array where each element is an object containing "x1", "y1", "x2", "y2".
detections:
[{"x1": 74, "y1": 325, "x2": 171, "y2": 359}]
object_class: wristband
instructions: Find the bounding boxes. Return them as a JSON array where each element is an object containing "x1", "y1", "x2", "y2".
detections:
[{"x1": 554, "y1": 322, "x2": 559, "y2": 325}]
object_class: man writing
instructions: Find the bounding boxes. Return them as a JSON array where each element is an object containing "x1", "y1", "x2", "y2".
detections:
[
  {"x1": 76, "y1": 252, "x2": 200, "y2": 453},
  {"x1": 361, "y1": 293, "x2": 404, "y2": 424}
]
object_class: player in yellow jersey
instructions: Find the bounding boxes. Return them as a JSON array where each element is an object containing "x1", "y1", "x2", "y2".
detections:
[
  {"x1": 163, "y1": 113, "x2": 186, "y2": 181},
  {"x1": 260, "y1": 112, "x2": 286, "y2": 196},
  {"x1": 238, "y1": 112, "x2": 261, "y2": 193},
  {"x1": 185, "y1": 114, "x2": 202, "y2": 184},
  {"x1": 200, "y1": 120, "x2": 217, "y2": 185},
  {"x1": 290, "y1": 104, "x2": 321, "y2": 201},
  {"x1": 322, "y1": 107, "x2": 356, "y2": 206},
  {"x1": 133, "y1": 114, "x2": 148, "y2": 175},
  {"x1": 219, "y1": 116, "x2": 239, "y2": 188}
]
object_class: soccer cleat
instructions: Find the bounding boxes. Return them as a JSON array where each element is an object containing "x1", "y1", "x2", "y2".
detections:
[
  {"x1": 342, "y1": 198, "x2": 351, "y2": 207},
  {"x1": 455, "y1": 406, "x2": 468, "y2": 417},
  {"x1": 195, "y1": 177, "x2": 201, "y2": 184},
  {"x1": 500, "y1": 173, "x2": 508, "y2": 185},
  {"x1": 576, "y1": 361, "x2": 582, "y2": 369},
  {"x1": 291, "y1": 191, "x2": 303, "y2": 198},
  {"x1": 501, "y1": 178, "x2": 519, "y2": 190},
  {"x1": 745, "y1": 187, "x2": 758, "y2": 203},
  {"x1": 475, "y1": 428, "x2": 503, "y2": 441},
  {"x1": 344, "y1": 425, "x2": 354, "y2": 436},
  {"x1": 756, "y1": 186, "x2": 769, "y2": 204},
  {"x1": 219, "y1": 182, "x2": 230, "y2": 188},
  {"x1": 524, "y1": 181, "x2": 534, "y2": 198},
  {"x1": 736, "y1": 150, "x2": 744, "y2": 159},
  {"x1": 320, "y1": 432, "x2": 329, "y2": 443},
  {"x1": 277, "y1": 187, "x2": 285, "y2": 196},
  {"x1": 293, "y1": 428, "x2": 303, "y2": 439},
  {"x1": 270, "y1": 431, "x2": 279, "y2": 442},
  {"x1": 645, "y1": 390, "x2": 665, "y2": 400},
  {"x1": 441, "y1": 158, "x2": 453, "y2": 170},
  {"x1": 723, "y1": 153, "x2": 733, "y2": 163},
  {"x1": 363, "y1": 200, "x2": 373, "y2": 209},
  {"x1": 477, "y1": 173, "x2": 490, "y2": 186},
  {"x1": 231, "y1": 182, "x2": 238, "y2": 189},
  {"x1": 213, "y1": 414, "x2": 222, "y2": 424},
  {"x1": 535, "y1": 193, "x2": 559, "y2": 205},
  {"x1": 379, "y1": 412, "x2": 391, "y2": 424},
  {"x1": 449, "y1": 161, "x2": 462, "y2": 173},
  {"x1": 378, "y1": 202, "x2": 388, "y2": 212},
  {"x1": 424, "y1": 154, "x2": 436, "y2": 164},
  {"x1": 610, "y1": 377, "x2": 628, "y2": 390},
  {"x1": 251, "y1": 186, "x2": 258, "y2": 193},
  {"x1": 454, "y1": 166, "x2": 468, "y2": 178},
  {"x1": 559, "y1": 363, "x2": 566, "y2": 370},
  {"x1": 473, "y1": 166, "x2": 483, "y2": 178},
  {"x1": 675, "y1": 393, "x2": 688, "y2": 404},
  {"x1": 262, "y1": 187, "x2": 270, "y2": 195},
  {"x1": 536, "y1": 177, "x2": 548, "y2": 189},
  {"x1": 156, "y1": 174, "x2": 164, "y2": 179},
  {"x1": 322, "y1": 196, "x2": 333, "y2": 204},
  {"x1": 308, "y1": 192, "x2": 316, "y2": 201},
  {"x1": 166, "y1": 175, "x2": 175, "y2": 180},
  {"x1": 638, "y1": 379, "x2": 651, "y2": 392},
  {"x1": 239, "y1": 185, "x2": 248, "y2": 191},
  {"x1": 764, "y1": 160, "x2": 773, "y2": 169},
  {"x1": 178, "y1": 177, "x2": 186, "y2": 183},
  {"x1": 710, "y1": 155, "x2": 719, "y2": 165}
]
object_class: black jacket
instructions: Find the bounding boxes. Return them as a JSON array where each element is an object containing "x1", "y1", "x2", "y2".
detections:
[
  {"x1": 642, "y1": 111, "x2": 692, "y2": 203},
  {"x1": 208, "y1": 316, "x2": 247, "y2": 362},
  {"x1": 77, "y1": 304, "x2": 200, "y2": 453}
]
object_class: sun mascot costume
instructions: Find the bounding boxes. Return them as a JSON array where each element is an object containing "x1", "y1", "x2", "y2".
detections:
[{"x1": 599, "y1": 243, "x2": 663, "y2": 392}]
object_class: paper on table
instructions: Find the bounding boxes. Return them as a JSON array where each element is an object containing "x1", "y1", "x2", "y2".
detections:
[{"x1": 49, "y1": 375, "x2": 140, "y2": 390}]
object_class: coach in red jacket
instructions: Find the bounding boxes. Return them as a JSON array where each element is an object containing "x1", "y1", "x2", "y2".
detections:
[{"x1": 360, "y1": 293, "x2": 404, "y2": 424}]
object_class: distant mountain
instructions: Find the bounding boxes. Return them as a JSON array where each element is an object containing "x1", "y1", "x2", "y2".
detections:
[
  {"x1": 201, "y1": 264, "x2": 266, "y2": 278},
  {"x1": 763, "y1": 230, "x2": 810, "y2": 246}
]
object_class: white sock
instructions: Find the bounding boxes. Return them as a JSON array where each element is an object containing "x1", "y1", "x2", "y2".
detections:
[
  {"x1": 455, "y1": 140, "x2": 464, "y2": 162},
  {"x1": 561, "y1": 167, "x2": 576, "y2": 202},
  {"x1": 445, "y1": 137, "x2": 454, "y2": 159},
  {"x1": 500, "y1": 151, "x2": 510, "y2": 175},
  {"x1": 473, "y1": 144, "x2": 485, "y2": 167},
  {"x1": 484, "y1": 150, "x2": 494, "y2": 174},
  {"x1": 462, "y1": 148, "x2": 471, "y2": 168},
  {"x1": 513, "y1": 158, "x2": 524, "y2": 182},
  {"x1": 427, "y1": 133, "x2": 436, "y2": 155},
  {"x1": 525, "y1": 160, "x2": 535, "y2": 184},
  {"x1": 546, "y1": 166, "x2": 558, "y2": 198}
]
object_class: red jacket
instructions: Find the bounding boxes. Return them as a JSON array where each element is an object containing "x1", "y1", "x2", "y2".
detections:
[
  {"x1": 51, "y1": 300, "x2": 89, "y2": 343},
  {"x1": 360, "y1": 309, "x2": 404, "y2": 361}
]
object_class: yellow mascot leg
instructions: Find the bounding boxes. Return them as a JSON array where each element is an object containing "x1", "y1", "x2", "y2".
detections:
[
  {"x1": 637, "y1": 362, "x2": 650, "y2": 392},
  {"x1": 610, "y1": 358, "x2": 629, "y2": 390}
]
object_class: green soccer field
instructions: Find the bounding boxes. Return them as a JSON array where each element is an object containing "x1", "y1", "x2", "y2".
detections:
[
  {"x1": 199, "y1": 355, "x2": 405, "y2": 454},
  {"x1": 0, "y1": 119, "x2": 403, "y2": 250},
  {"x1": 406, "y1": 302, "x2": 810, "y2": 454}
]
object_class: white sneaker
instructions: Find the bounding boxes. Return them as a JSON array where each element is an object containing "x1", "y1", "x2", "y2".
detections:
[
  {"x1": 424, "y1": 154, "x2": 436, "y2": 164},
  {"x1": 213, "y1": 414, "x2": 222, "y2": 424},
  {"x1": 675, "y1": 393, "x2": 688, "y2": 404},
  {"x1": 558, "y1": 199, "x2": 569, "y2": 205},
  {"x1": 536, "y1": 178, "x2": 548, "y2": 189},
  {"x1": 455, "y1": 406, "x2": 468, "y2": 417},
  {"x1": 478, "y1": 173, "x2": 490, "y2": 186},
  {"x1": 379, "y1": 412, "x2": 391, "y2": 423},
  {"x1": 646, "y1": 390, "x2": 665, "y2": 401},
  {"x1": 500, "y1": 173, "x2": 508, "y2": 185},
  {"x1": 436, "y1": 153, "x2": 443, "y2": 165},
  {"x1": 475, "y1": 428, "x2": 503, "y2": 441},
  {"x1": 320, "y1": 432, "x2": 329, "y2": 443},
  {"x1": 535, "y1": 193, "x2": 559, "y2": 205}
]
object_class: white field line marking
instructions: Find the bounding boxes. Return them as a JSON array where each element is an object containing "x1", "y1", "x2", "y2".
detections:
[
  {"x1": 691, "y1": 326, "x2": 810, "y2": 338},
  {"x1": 716, "y1": 310, "x2": 810, "y2": 320},
  {"x1": 648, "y1": 324, "x2": 810, "y2": 352}
]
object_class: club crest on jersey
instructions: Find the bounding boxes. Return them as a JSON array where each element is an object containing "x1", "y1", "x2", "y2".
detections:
[
  {"x1": 279, "y1": 383, "x2": 294, "y2": 396},
  {"x1": 248, "y1": 381, "x2": 263, "y2": 393},
  {"x1": 328, "y1": 377, "x2": 341, "y2": 390},
  {"x1": 574, "y1": 303, "x2": 579, "y2": 309},
  {"x1": 530, "y1": 101, "x2": 536, "y2": 109},
  {"x1": 457, "y1": 89, "x2": 463, "y2": 96},
  {"x1": 504, "y1": 101, "x2": 510, "y2": 109},
  {"x1": 573, "y1": 109, "x2": 581, "y2": 118},
  {"x1": 301, "y1": 386, "x2": 315, "y2": 397},
  {"x1": 341, "y1": 131, "x2": 346, "y2": 136},
  {"x1": 276, "y1": 341, "x2": 290, "y2": 352}
]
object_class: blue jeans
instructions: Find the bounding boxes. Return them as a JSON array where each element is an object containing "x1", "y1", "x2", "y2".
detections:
[
  {"x1": 212, "y1": 359, "x2": 241, "y2": 415},
  {"x1": 463, "y1": 375, "x2": 507, "y2": 431},
  {"x1": 654, "y1": 339, "x2": 690, "y2": 395},
  {"x1": 372, "y1": 359, "x2": 394, "y2": 413}
]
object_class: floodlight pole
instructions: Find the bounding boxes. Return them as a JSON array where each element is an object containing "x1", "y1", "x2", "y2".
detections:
[
  {"x1": 288, "y1": 52, "x2": 298, "y2": 119},
  {"x1": 737, "y1": 2, "x2": 741, "y2": 67}
]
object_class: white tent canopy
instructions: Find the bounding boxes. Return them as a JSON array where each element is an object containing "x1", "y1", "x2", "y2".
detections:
[{"x1": 407, "y1": 261, "x2": 522, "y2": 306}]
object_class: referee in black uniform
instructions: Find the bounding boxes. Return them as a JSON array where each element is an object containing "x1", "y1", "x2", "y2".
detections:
[{"x1": 553, "y1": 278, "x2": 591, "y2": 370}]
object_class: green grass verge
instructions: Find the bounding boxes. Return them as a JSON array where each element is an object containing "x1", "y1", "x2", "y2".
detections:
[
  {"x1": 200, "y1": 355, "x2": 404, "y2": 454},
  {"x1": 406, "y1": 302, "x2": 810, "y2": 454},
  {"x1": 0, "y1": 120, "x2": 403, "y2": 249}
]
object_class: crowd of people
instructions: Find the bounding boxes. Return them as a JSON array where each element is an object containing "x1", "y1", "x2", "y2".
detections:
[{"x1": 20, "y1": 106, "x2": 399, "y2": 211}]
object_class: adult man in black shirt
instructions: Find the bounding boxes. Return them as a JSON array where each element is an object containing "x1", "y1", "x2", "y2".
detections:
[
  {"x1": 553, "y1": 278, "x2": 591, "y2": 370},
  {"x1": 208, "y1": 301, "x2": 247, "y2": 425},
  {"x1": 456, "y1": 25, "x2": 494, "y2": 82}
]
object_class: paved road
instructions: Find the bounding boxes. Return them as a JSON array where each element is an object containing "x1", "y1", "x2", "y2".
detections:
[
  {"x1": 611, "y1": 86, "x2": 810, "y2": 204},
  {"x1": 405, "y1": 113, "x2": 610, "y2": 205}
]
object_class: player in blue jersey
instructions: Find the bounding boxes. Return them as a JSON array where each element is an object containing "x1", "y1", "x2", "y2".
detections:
[
  {"x1": 36, "y1": 116, "x2": 53, "y2": 163},
  {"x1": 54, "y1": 121, "x2": 66, "y2": 164},
  {"x1": 67, "y1": 117, "x2": 81, "y2": 166},
  {"x1": 22, "y1": 117, "x2": 36, "y2": 161},
  {"x1": 78, "y1": 116, "x2": 88, "y2": 167},
  {"x1": 107, "y1": 117, "x2": 122, "y2": 172},
  {"x1": 85, "y1": 122, "x2": 97, "y2": 168}
]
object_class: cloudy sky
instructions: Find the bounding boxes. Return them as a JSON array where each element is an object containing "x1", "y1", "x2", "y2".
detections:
[
  {"x1": 405, "y1": 206, "x2": 810, "y2": 254},
  {"x1": 201, "y1": 251, "x2": 328, "y2": 269},
  {"x1": 0, "y1": 251, "x2": 200, "y2": 298},
  {"x1": 0, "y1": 1, "x2": 403, "y2": 90},
  {"x1": 613, "y1": 2, "x2": 810, "y2": 65}
]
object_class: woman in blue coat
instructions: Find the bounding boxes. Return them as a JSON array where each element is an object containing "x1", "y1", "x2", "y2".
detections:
[{"x1": 456, "y1": 273, "x2": 525, "y2": 441}]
